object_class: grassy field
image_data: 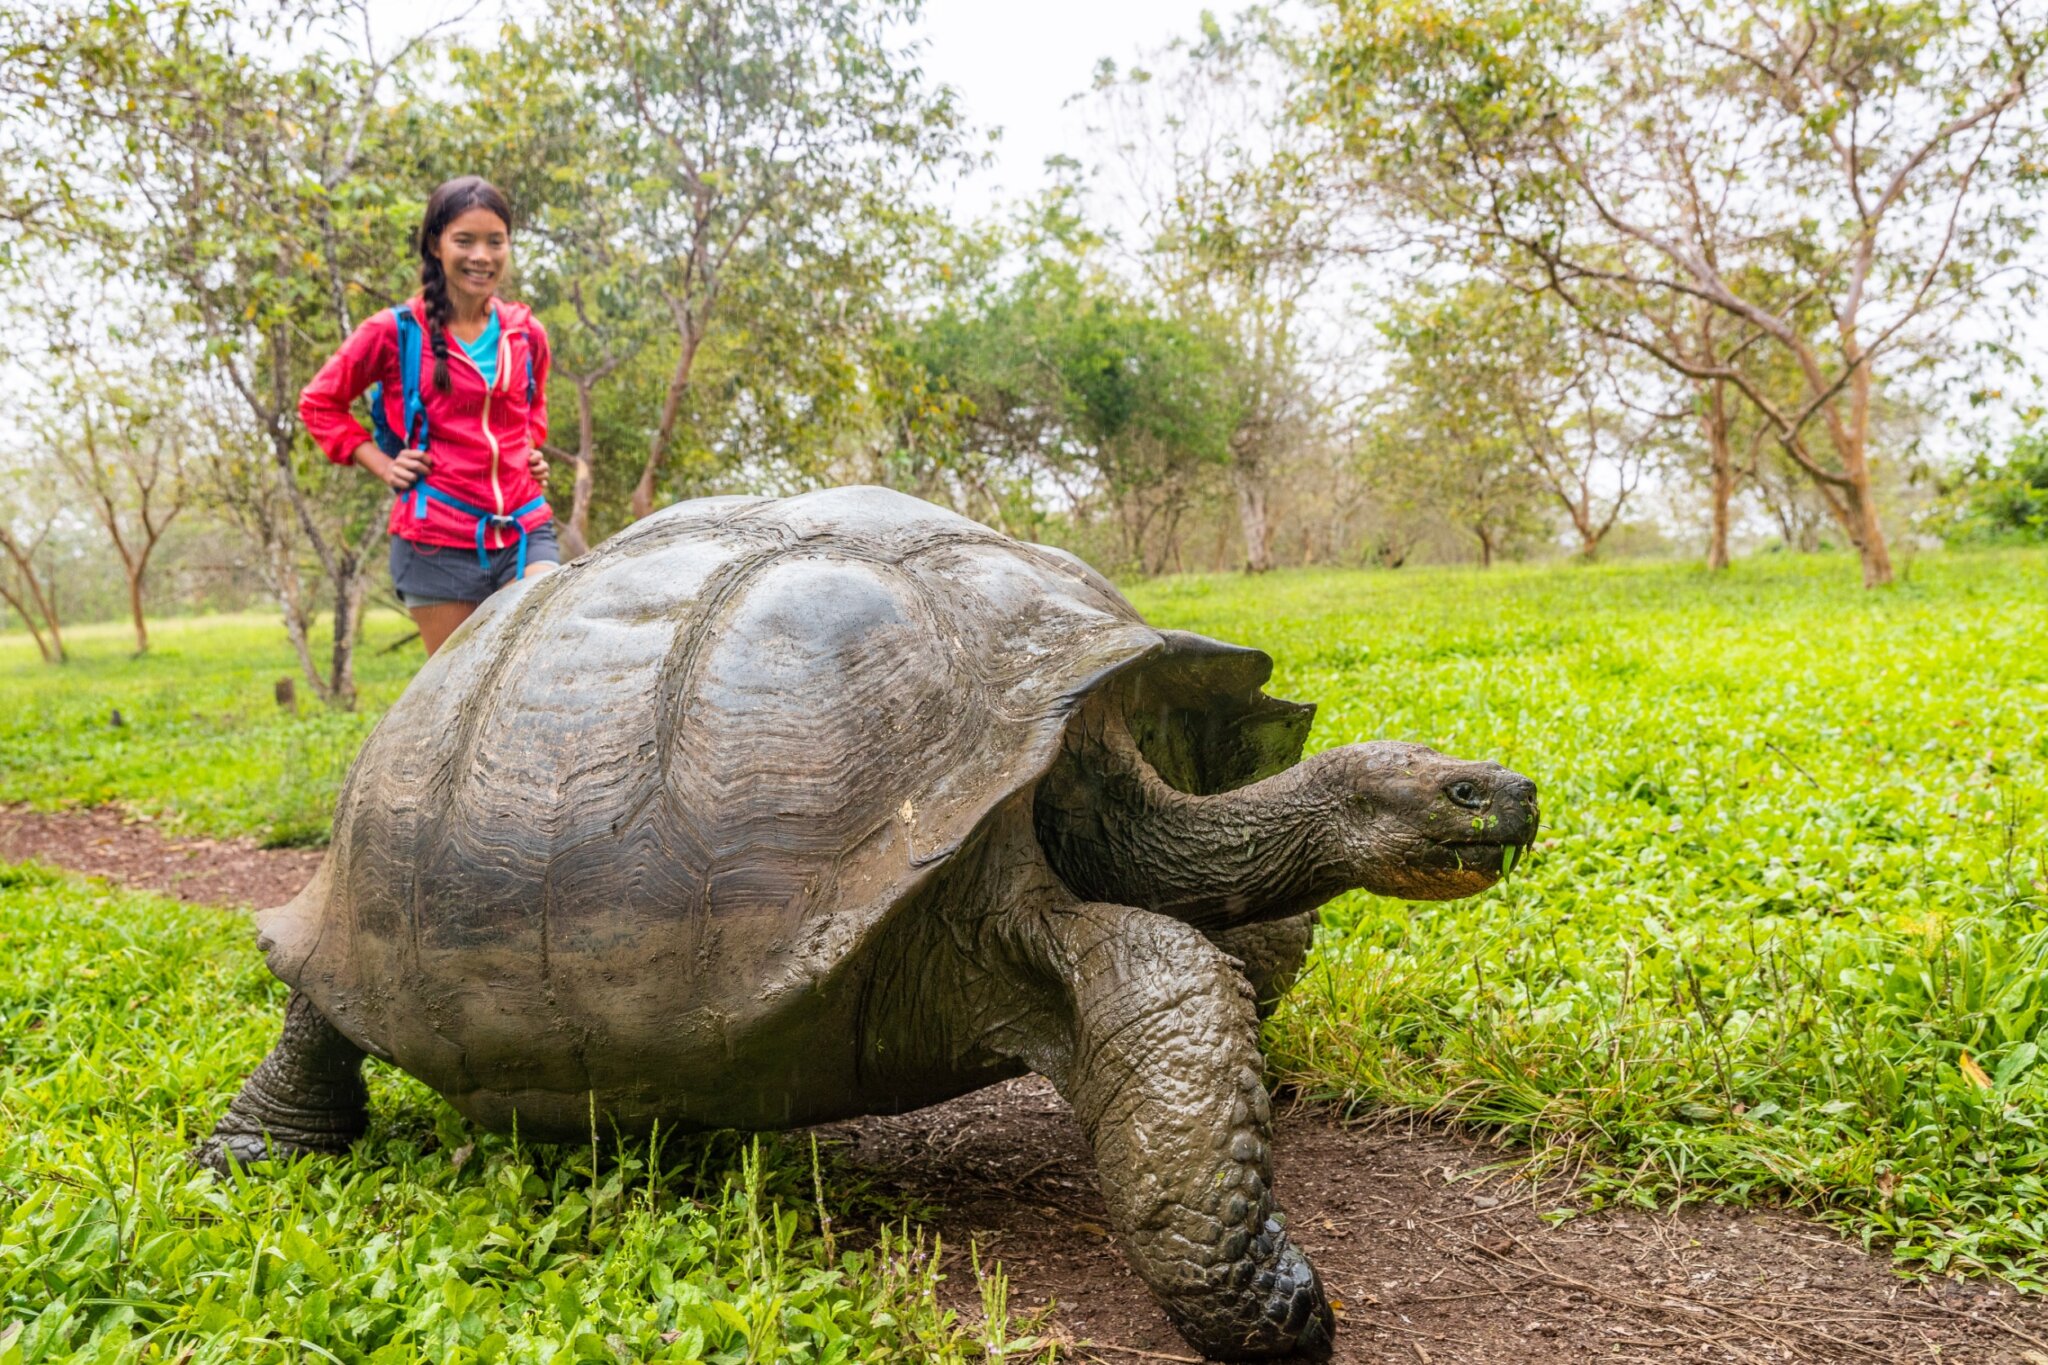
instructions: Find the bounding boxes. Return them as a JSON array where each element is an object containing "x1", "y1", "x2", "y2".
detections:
[
  {"x1": 4, "y1": 548, "x2": 2048, "y2": 1357},
  {"x1": 0, "y1": 613, "x2": 424, "y2": 849},
  {"x1": 0, "y1": 865, "x2": 1044, "y2": 1363},
  {"x1": 1134, "y1": 551, "x2": 2048, "y2": 1285}
]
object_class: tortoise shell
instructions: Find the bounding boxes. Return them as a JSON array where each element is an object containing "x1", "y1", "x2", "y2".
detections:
[{"x1": 260, "y1": 487, "x2": 1311, "y2": 1134}]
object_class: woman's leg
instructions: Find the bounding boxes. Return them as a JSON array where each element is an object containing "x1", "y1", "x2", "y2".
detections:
[
  {"x1": 413, "y1": 565, "x2": 551, "y2": 655},
  {"x1": 411, "y1": 601, "x2": 478, "y2": 656},
  {"x1": 405, "y1": 538, "x2": 555, "y2": 657}
]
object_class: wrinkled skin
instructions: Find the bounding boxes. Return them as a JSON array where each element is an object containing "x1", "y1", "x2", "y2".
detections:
[{"x1": 194, "y1": 487, "x2": 1538, "y2": 1361}]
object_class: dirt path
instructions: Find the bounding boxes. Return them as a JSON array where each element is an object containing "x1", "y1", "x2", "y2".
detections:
[
  {"x1": 830, "y1": 1080, "x2": 2048, "y2": 1363},
  {"x1": 7, "y1": 806, "x2": 2046, "y2": 1363},
  {"x1": 0, "y1": 805, "x2": 321, "y2": 908}
]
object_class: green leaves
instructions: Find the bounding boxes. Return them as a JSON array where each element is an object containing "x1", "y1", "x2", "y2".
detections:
[
  {"x1": 898, "y1": 248, "x2": 1248, "y2": 572},
  {"x1": 1934, "y1": 426, "x2": 2048, "y2": 544}
]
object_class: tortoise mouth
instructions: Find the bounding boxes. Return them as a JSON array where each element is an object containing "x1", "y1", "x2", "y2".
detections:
[
  {"x1": 1438, "y1": 838, "x2": 1534, "y2": 879},
  {"x1": 1378, "y1": 833, "x2": 1536, "y2": 900}
]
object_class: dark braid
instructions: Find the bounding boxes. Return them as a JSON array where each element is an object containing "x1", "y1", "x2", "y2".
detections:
[
  {"x1": 414, "y1": 175, "x2": 515, "y2": 397},
  {"x1": 419, "y1": 255, "x2": 455, "y2": 394}
]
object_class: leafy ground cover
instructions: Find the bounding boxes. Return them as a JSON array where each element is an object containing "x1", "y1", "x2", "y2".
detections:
[
  {"x1": 3, "y1": 546, "x2": 2047, "y2": 1318},
  {"x1": 1123, "y1": 551, "x2": 2048, "y2": 1285},
  {"x1": 0, "y1": 863, "x2": 1045, "y2": 1363}
]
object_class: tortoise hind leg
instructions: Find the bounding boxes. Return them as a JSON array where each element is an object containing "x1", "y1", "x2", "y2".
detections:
[
  {"x1": 1208, "y1": 910, "x2": 1317, "y2": 1022},
  {"x1": 193, "y1": 991, "x2": 368, "y2": 1172},
  {"x1": 1009, "y1": 901, "x2": 1334, "y2": 1360}
]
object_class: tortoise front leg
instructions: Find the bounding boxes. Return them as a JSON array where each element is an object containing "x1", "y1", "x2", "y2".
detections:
[
  {"x1": 1009, "y1": 901, "x2": 1334, "y2": 1360},
  {"x1": 192, "y1": 991, "x2": 369, "y2": 1172}
]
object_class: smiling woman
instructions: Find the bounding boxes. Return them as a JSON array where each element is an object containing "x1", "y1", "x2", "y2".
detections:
[{"x1": 297, "y1": 176, "x2": 558, "y2": 655}]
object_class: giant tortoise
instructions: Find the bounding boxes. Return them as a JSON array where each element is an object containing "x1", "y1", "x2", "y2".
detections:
[{"x1": 200, "y1": 486, "x2": 1538, "y2": 1360}]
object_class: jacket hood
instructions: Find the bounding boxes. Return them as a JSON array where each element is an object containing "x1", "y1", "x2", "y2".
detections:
[{"x1": 403, "y1": 294, "x2": 537, "y2": 331}]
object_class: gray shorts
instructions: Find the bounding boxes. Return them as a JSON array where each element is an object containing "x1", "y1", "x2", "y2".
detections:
[{"x1": 390, "y1": 522, "x2": 560, "y2": 608}]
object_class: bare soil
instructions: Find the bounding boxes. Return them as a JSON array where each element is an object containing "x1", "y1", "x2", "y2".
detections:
[
  {"x1": 8, "y1": 806, "x2": 2047, "y2": 1363},
  {"x1": 826, "y1": 1078, "x2": 2048, "y2": 1363},
  {"x1": 0, "y1": 804, "x2": 321, "y2": 908}
]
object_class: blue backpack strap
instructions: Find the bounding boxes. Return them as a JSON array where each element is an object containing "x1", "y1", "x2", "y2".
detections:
[
  {"x1": 410, "y1": 484, "x2": 549, "y2": 579},
  {"x1": 394, "y1": 305, "x2": 429, "y2": 451},
  {"x1": 506, "y1": 323, "x2": 537, "y2": 406},
  {"x1": 367, "y1": 304, "x2": 429, "y2": 460},
  {"x1": 367, "y1": 389, "x2": 400, "y2": 456}
]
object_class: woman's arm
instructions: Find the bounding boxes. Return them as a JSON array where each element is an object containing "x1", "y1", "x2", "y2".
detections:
[
  {"x1": 301, "y1": 312, "x2": 431, "y2": 492},
  {"x1": 525, "y1": 318, "x2": 553, "y2": 484},
  {"x1": 300, "y1": 313, "x2": 393, "y2": 464}
]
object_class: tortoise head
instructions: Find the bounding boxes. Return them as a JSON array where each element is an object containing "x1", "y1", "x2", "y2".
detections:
[{"x1": 1308, "y1": 741, "x2": 1539, "y2": 900}]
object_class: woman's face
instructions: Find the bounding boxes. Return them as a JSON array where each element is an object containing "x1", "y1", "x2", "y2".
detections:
[{"x1": 436, "y1": 206, "x2": 510, "y2": 309}]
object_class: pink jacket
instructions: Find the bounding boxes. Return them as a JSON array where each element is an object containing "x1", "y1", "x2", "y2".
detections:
[{"x1": 299, "y1": 296, "x2": 553, "y2": 550}]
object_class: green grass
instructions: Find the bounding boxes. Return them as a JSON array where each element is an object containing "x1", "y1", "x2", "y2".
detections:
[
  {"x1": 0, "y1": 613, "x2": 422, "y2": 847},
  {"x1": 1123, "y1": 549, "x2": 2048, "y2": 1285},
  {"x1": 4, "y1": 546, "x2": 2048, "y2": 1329},
  {"x1": 0, "y1": 863, "x2": 1048, "y2": 1363}
]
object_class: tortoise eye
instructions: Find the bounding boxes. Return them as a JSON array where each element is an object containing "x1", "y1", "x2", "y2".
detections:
[{"x1": 1446, "y1": 780, "x2": 1485, "y2": 809}]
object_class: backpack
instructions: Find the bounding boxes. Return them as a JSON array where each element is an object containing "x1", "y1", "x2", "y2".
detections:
[{"x1": 367, "y1": 304, "x2": 538, "y2": 457}]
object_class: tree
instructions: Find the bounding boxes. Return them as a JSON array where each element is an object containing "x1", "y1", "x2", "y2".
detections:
[
  {"x1": 1087, "y1": 12, "x2": 1348, "y2": 571},
  {"x1": 541, "y1": 0, "x2": 964, "y2": 520},
  {"x1": 0, "y1": 471, "x2": 65, "y2": 663},
  {"x1": 1354, "y1": 406, "x2": 1547, "y2": 568},
  {"x1": 4, "y1": 0, "x2": 448, "y2": 705},
  {"x1": 1367, "y1": 282, "x2": 1659, "y2": 561},
  {"x1": 1438, "y1": 283, "x2": 1662, "y2": 559},
  {"x1": 1360, "y1": 294, "x2": 1554, "y2": 567},
  {"x1": 1935, "y1": 426, "x2": 2048, "y2": 542},
  {"x1": 907, "y1": 248, "x2": 1243, "y2": 574},
  {"x1": 1319, "y1": 0, "x2": 2048, "y2": 586},
  {"x1": 42, "y1": 356, "x2": 190, "y2": 655}
]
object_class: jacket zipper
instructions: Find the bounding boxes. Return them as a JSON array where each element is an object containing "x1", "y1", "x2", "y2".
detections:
[
  {"x1": 482, "y1": 386, "x2": 502, "y2": 521},
  {"x1": 446, "y1": 309, "x2": 507, "y2": 542}
]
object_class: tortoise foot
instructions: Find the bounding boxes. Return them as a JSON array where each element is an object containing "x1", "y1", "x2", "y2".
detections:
[
  {"x1": 1166, "y1": 1220, "x2": 1333, "y2": 1361},
  {"x1": 189, "y1": 1119, "x2": 358, "y2": 1174},
  {"x1": 194, "y1": 991, "x2": 368, "y2": 1175}
]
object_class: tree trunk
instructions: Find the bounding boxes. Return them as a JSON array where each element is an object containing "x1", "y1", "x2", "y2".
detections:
[
  {"x1": 1702, "y1": 382, "x2": 1733, "y2": 572},
  {"x1": 562, "y1": 377, "x2": 599, "y2": 559},
  {"x1": 1707, "y1": 459, "x2": 1734, "y2": 571},
  {"x1": 1843, "y1": 478, "x2": 1894, "y2": 588},
  {"x1": 1475, "y1": 526, "x2": 1495, "y2": 568},
  {"x1": 1836, "y1": 386, "x2": 1893, "y2": 587},
  {"x1": 632, "y1": 323, "x2": 705, "y2": 522},
  {"x1": 1232, "y1": 464, "x2": 1273, "y2": 573},
  {"x1": 278, "y1": 575, "x2": 326, "y2": 704},
  {"x1": 0, "y1": 588, "x2": 55, "y2": 662},
  {"x1": 127, "y1": 569, "x2": 149, "y2": 654},
  {"x1": 326, "y1": 551, "x2": 374, "y2": 713},
  {"x1": 1795, "y1": 349, "x2": 1893, "y2": 587},
  {"x1": 1799, "y1": 422, "x2": 1893, "y2": 586},
  {"x1": 0, "y1": 536, "x2": 65, "y2": 663}
]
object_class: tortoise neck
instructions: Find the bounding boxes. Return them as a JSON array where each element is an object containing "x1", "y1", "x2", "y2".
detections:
[
  {"x1": 1035, "y1": 713, "x2": 1346, "y2": 930},
  {"x1": 1147, "y1": 760, "x2": 1349, "y2": 929}
]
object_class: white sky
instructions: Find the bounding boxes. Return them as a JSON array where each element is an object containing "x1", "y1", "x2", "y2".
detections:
[
  {"x1": 911, "y1": 0, "x2": 1220, "y2": 218},
  {"x1": 374, "y1": 0, "x2": 1218, "y2": 220}
]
